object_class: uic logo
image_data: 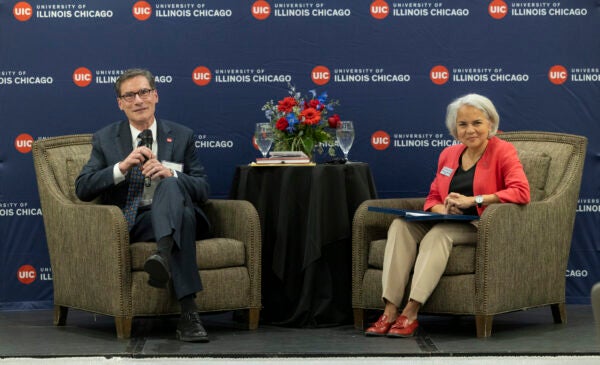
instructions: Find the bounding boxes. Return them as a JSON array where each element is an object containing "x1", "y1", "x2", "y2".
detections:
[
  {"x1": 489, "y1": 0, "x2": 508, "y2": 19},
  {"x1": 192, "y1": 66, "x2": 212, "y2": 86},
  {"x1": 252, "y1": 0, "x2": 271, "y2": 20},
  {"x1": 15, "y1": 133, "x2": 34, "y2": 153},
  {"x1": 548, "y1": 65, "x2": 568, "y2": 85},
  {"x1": 133, "y1": 1, "x2": 152, "y2": 21},
  {"x1": 371, "y1": 131, "x2": 391, "y2": 150},
  {"x1": 13, "y1": 2, "x2": 33, "y2": 22},
  {"x1": 370, "y1": 0, "x2": 389, "y2": 19},
  {"x1": 311, "y1": 65, "x2": 330, "y2": 86},
  {"x1": 17, "y1": 265, "x2": 36, "y2": 285},
  {"x1": 430, "y1": 65, "x2": 450, "y2": 85},
  {"x1": 73, "y1": 67, "x2": 93, "y2": 87}
]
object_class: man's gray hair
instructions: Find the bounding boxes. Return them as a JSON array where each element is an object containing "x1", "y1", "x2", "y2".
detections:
[{"x1": 114, "y1": 68, "x2": 156, "y2": 97}]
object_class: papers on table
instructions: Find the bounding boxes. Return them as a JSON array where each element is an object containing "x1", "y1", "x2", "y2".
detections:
[
  {"x1": 252, "y1": 151, "x2": 313, "y2": 166},
  {"x1": 255, "y1": 156, "x2": 311, "y2": 164},
  {"x1": 269, "y1": 151, "x2": 308, "y2": 158},
  {"x1": 367, "y1": 206, "x2": 479, "y2": 221}
]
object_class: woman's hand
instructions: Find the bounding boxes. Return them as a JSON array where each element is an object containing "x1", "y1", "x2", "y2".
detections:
[{"x1": 444, "y1": 192, "x2": 474, "y2": 215}]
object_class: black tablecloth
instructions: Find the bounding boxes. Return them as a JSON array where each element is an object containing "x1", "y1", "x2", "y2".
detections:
[{"x1": 229, "y1": 163, "x2": 377, "y2": 327}]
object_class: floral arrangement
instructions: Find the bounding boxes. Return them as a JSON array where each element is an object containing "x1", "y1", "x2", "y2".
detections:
[{"x1": 262, "y1": 84, "x2": 341, "y2": 159}]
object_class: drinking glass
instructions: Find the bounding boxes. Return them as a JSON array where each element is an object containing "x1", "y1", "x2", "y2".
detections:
[
  {"x1": 336, "y1": 121, "x2": 355, "y2": 161},
  {"x1": 255, "y1": 123, "x2": 274, "y2": 158}
]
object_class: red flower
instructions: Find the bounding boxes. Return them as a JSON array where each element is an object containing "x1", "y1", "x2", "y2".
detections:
[
  {"x1": 300, "y1": 107, "x2": 321, "y2": 125},
  {"x1": 305, "y1": 99, "x2": 321, "y2": 110},
  {"x1": 277, "y1": 97, "x2": 297, "y2": 113},
  {"x1": 328, "y1": 114, "x2": 341, "y2": 128},
  {"x1": 275, "y1": 117, "x2": 289, "y2": 131}
]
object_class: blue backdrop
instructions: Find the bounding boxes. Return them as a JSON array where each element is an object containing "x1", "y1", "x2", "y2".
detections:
[{"x1": 1, "y1": 0, "x2": 598, "y2": 310}]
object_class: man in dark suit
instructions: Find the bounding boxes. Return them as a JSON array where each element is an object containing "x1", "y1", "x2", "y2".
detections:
[{"x1": 75, "y1": 68, "x2": 210, "y2": 342}]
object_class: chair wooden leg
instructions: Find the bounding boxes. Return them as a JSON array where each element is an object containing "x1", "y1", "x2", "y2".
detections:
[
  {"x1": 475, "y1": 315, "x2": 493, "y2": 338},
  {"x1": 551, "y1": 303, "x2": 567, "y2": 324},
  {"x1": 248, "y1": 308, "x2": 260, "y2": 330},
  {"x1": 53, "y1": 305, "x2": 68, "y2": 326},
  {"x1": 353, "y1": 308, "x2": 365, "y2": 330},
  {"x1": 592, "y1": 283, "x2": 600, "y2": 332},
  {"x1": 114, "y1": 316, "x2": 133, "y2": 339}
]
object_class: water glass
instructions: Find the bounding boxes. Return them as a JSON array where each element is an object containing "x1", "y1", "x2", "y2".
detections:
[
  {"x1": 255, "y1": 123, "x2": 274, "y2": 158},
  {"x1": 336, "y1": 121, "x2": 355, "y2": 160}
]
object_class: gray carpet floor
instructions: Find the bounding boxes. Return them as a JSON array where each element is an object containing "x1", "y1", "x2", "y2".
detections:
[{"x1": 1, "y1": 305, "x2": 599, "y2": 358}]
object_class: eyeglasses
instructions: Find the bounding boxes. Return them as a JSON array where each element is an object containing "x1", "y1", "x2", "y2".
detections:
[{"x1": 119, "y1": 88, "x2": 155, "y2": 102}]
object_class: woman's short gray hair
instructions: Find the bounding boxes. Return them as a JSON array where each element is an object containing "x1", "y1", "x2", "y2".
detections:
[{"x1": 445, "y1": 93, "x2": 500, "y2": 139}]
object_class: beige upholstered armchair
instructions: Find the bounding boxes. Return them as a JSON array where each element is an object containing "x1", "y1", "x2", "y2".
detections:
[
  {"x1": 32, "y1": 134, "x2": 262, "y2": 339},
  {"x1": 352, "y1": 131, "x2": 587, "y2": 337}
]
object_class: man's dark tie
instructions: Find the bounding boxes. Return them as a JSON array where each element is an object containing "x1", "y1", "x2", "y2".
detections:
[
  {"x1": 123, "y1": 165, "x2": 145, "y2": 230},
  {"x1": 122, "y1": 140, "x2": 146, "y2": 229}
]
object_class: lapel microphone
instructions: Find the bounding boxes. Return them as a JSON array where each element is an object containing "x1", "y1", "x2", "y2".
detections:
[{"x1": 137, "y1": 129, "x2": 153, "y2": 187}]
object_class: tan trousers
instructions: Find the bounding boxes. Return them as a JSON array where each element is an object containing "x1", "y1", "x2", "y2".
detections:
[{"x1": 382, "y1": 218, "x2": 478, "y2": 307}]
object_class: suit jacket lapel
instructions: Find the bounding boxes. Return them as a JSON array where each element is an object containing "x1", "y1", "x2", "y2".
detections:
[
  {"x1": 117, "y1": 120, "x2": 133, "y2": 162},
  {"x1": 156, "y1": 119, "x2": 174, "y2": 162}
]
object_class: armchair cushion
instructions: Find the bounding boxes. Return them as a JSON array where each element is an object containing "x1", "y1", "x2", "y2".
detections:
[
  {"x1": 517, "y1": 150, "x2": 551, "y2": 201},
  {"x1": 131, "y1": 238, "x2": 246, "y2": 271}
]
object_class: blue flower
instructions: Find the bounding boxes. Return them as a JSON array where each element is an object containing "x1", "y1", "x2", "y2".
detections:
[
  {"x1": 286, "y1": 113, "x2": 299, "y2": 133},
  {"x1": 317, "y1": 91, "x2": 328, "y2": 104}
]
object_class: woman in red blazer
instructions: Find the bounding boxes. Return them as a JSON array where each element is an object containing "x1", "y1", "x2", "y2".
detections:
[{"x1": 366, "y1": 94, "x2": 530, "y2": 338}]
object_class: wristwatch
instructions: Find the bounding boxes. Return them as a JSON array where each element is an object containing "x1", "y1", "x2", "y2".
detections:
[{"x1": 475, "y1": 195, "x2": 484, "y2": 208}]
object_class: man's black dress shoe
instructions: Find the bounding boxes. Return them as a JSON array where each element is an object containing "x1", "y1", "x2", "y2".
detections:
[
  {"x1": 143, "y1": 253, "x2": 170, "y2": 288},
  {"x1": 176, "y1": 312, "x2": 210, "y2": 342}
]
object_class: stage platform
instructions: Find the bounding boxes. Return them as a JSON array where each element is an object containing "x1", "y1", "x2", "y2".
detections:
[{"x1": 1, "y1": 305, "x2": 599, "y2": 362}]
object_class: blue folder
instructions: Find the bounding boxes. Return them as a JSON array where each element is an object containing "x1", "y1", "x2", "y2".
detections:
[{"x1": 367, "y1": 206, "x2": 479, "y2": 222}]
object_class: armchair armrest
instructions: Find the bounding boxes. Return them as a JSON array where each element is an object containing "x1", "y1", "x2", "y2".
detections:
[
  {"x1": 352, "y1": 197, "x2": 425, "y2": 307},
  {"x1": 475, "y1": 197, "x2": 571, "y2": 313},
  {"x1": 203, "y1": 199, "x2": 261, "y2": 249},
  {"x1": 202, "y1": 199, "x2": 261, "y2": 306},
  {"x1": 43, "y1": 199, "x2": 132, "y2": 316},
  {"x1": 353, "y1": 198, "x2": 426, "y2": 242}
]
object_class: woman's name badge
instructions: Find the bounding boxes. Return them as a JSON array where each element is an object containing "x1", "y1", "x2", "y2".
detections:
[{"x1": 440, "y1": 166, "x2": 453, "y2": 177}]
